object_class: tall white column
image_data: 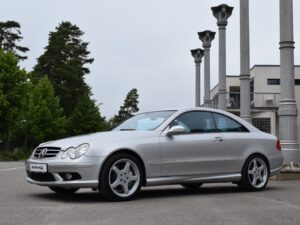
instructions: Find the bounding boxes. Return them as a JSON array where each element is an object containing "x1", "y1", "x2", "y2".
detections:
[
  {"x1": 240, "y1": 0, "x2": 251, "y2": 123},
  {"x1": 279, "y1": 0, "x2": 299, "y2": 166},
  {"x1": 191, "y1": 48, "x2": 204, "y2": 107},
  {"x1": 198, "y1": 30, "x2": 216, "y2": 108},
  {"x1": 212, "y1": 4, "x2": 233, "y2": 111}
]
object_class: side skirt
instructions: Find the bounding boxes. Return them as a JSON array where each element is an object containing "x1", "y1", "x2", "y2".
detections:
[{"x1": 146, "y1": 173, "x2": 241, "y2": 186}]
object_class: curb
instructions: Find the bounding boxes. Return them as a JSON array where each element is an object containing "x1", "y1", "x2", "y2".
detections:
[{"x1": 270, "y1": 169, "x2": 300, "y2": 181}]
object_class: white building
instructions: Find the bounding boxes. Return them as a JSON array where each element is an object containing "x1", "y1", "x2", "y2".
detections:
[{"x1": 210, "y1": 65, "x2": 300, "y2": 144}]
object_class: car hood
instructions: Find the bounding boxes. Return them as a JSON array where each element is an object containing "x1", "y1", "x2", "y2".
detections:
[{"x1": 38, "y1": 131, "x2": 160, "y2": 150}]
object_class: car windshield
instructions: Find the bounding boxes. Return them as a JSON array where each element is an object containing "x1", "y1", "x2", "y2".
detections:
[{"x1": 113, "y1": 110, "x2": 176, "y2": 131}]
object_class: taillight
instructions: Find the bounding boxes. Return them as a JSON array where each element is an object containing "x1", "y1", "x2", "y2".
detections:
[{"x1": 276, "y1": 139, "x2": 281, "y2": 151}]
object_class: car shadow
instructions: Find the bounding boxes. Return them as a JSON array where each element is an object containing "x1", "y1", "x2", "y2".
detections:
[
  {"x1": 29, "y1": 191, "x2": 106, "y2": 203},
  {"x1": 138, "y1": 185, "x2": 277, "y2": 200},
  {"x1": 28, "y1": 184, "x2": 278, "y2": 203}
]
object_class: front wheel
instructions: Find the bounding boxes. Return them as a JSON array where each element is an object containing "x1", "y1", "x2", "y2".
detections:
[
  {"x1": 49, "y1": 187, "x2": 79, "y2": 194},
  {"x1": 238, "y1": 155, "x2": 269, "y2": 191},
  {"x1": 99, "y1": 153, "x2": 143, "y2": 201}
]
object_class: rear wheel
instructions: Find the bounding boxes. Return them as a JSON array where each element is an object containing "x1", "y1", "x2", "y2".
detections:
[
  {"x1": 99, "y1": 153, "x2": 143, "y2": 201},
  {"x1": 181, "y1": 183, "x2": 203, "y2": 189},
  {"x1": 49, "y1": 187, "x2": 79, "y2": 194},
  {"x1": 238, "y1": 155, "x2": 269, "y2": 191}
]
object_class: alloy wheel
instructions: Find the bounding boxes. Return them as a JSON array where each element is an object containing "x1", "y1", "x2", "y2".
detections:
[
  {"x1": 247, "y1": 158, "x2": 268, "y2": 189},
  {"x1": 108, "y1": 159, "x2": 140, "y2": 198}
]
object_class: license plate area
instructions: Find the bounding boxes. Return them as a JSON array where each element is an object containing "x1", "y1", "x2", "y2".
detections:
[{"x1": 29, "y1": 163, "x2": 48, "y2": 173}]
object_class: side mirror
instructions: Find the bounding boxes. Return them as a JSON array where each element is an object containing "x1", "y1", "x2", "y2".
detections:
[{"x1": 166, "y1": 125, "x2": 186, "y2": 136}]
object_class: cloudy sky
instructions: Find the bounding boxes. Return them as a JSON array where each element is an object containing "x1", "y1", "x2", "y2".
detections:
[{"x1": 1, "y1": 0, "x2": 300, "y2": 118}]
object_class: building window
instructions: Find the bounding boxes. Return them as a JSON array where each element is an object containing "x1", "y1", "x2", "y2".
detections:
[
  {"x1": 267, "y1": 79, "x2": 280, "y2": 85},
  {"x1": 229, "y1": 86, "x2": 240, "y2": 108},
  {"x1": 252, "y1": 118, "x2": 271, "y2": 133},
  {"x1": 250, "y1": 81, "x2": 254, "y2": 101},
  {"x1": 267, "y1": 79, "x2": 300, "y2": 85}
]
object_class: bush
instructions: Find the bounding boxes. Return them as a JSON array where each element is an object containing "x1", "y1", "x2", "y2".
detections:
[{"x1": 0, "y1": 148, "x2": 32, "y2": 161}]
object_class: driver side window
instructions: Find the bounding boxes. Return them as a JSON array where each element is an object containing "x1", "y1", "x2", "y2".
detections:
[{"x1": 170, "y1": 111, "x2": 216, "y2": 134}]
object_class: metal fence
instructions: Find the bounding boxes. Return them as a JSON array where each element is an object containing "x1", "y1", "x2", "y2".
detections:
[{"x1": 211, "y1": 92, "x2": 280, "y2": 109}]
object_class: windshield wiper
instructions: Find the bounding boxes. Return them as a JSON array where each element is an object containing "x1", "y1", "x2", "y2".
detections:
[{"x1": 119, "y1": 129, "x2": 136, "y2": 131}]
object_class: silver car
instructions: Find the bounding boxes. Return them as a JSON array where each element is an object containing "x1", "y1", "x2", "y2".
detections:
[{"x1": 25, "y1": 108, "x2": 283, "y2": 201}]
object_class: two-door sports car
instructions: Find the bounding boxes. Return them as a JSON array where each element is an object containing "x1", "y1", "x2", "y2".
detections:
[{"x1": 26, "y1": 108, "x2": 283, "y2": 201}]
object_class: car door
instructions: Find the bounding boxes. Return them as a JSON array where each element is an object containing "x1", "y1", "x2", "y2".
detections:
[
  {"x1": 212, "y1": 112, "x2": 251, "y2": 173},
  {"x1": 159, "y1": 111, "x2": 225, "y2": 176}
]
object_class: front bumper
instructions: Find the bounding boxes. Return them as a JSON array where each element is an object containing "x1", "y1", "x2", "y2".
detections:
[{"x1": 25, "y1": 156, "x2": 105, "y2": 188}]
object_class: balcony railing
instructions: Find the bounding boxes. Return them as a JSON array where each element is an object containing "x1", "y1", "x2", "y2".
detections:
[{"x1": 211, "y1": 92, "x2": 280, "y2": 109}]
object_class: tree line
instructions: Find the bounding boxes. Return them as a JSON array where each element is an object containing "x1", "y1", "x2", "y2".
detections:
[{"x1": 0, "y1": 20, "x2": 139, "y2": 157}]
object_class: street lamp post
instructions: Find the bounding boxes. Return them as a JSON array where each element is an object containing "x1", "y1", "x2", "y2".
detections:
[
  {"x1": 240, "y1": 0, "x2": 251, "y2": 123},
  {"x1": 191, "y1": 48, "x2": 204, "y2": 107},
  {"x1": 198, "y1": 30, "x2": 216, "y2": 108},
  {"x1": 279, "y1": 0, "x2": 300, "y2": 167},
  {"x1": 211, "y1": 4, "x2": 233, "y2": 110}
]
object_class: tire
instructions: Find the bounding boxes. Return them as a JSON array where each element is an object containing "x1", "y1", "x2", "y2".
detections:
[
  {"x1": 99, "y1": 153, "x2": 143, "y2": 201},
  {"x1": 238, "y1": 155, "x2": 269, "y2": 191},
  {"x1": 49, "y1": 187, "x2": 79, "y2": 194},
  {"x1": 181, "y1": 183, "x2": 203, "y2": 189}
]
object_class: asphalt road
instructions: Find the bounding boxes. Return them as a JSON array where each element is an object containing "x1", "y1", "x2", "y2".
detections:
[{"x1": 1, "y1": 162, "x2": 300, "y2": 225}]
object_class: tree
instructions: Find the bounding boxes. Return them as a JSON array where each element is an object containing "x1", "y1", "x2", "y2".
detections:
[
  {"x1": 111, "y1": 88, "x2": 139, "y2": 126},
  {"x1": 0, "y1": 21, "x2": 29, "y2": 60},
  {"x1": 68, "y1": 95, "x2": 107, "y2": 136},
  {"x1": 33, "y1": 21, "x2": 94, "y2": 116},
  {"x1": 25, "y1": 77, "x2": 67, "y2": 146},
  {"x1": 0, "y1": 49, "x2": 30, "y2": 150}
]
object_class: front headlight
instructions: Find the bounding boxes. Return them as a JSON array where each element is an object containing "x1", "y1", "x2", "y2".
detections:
[
  {"x1": 61, "y1": 147, "x2": 74, "y2": 159},
  {"x1": 61, "y1": 144, "x2": 90, "y2": 159}
]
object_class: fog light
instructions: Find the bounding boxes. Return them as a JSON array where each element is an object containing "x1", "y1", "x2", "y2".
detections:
[
  {"x1": 64, "y1": 173, "x2": 73, "y2": 180},
  {"x1": 59, "y1": 172, "x2": 81, "y2": 181}
]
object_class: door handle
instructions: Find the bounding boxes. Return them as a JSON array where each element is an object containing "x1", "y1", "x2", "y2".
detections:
[{"x1": 213, "y1": 136, "x2": 223, "y2": 142}]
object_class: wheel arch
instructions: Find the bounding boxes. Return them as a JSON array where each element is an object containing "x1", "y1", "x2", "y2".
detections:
[{"x1": 99, "y1": 148, "x2": 147, "y2": 186}]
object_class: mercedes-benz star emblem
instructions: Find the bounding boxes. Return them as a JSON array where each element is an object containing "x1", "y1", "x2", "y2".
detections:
[{"x1": 39, "y1": 148, "x2": 48, "y2": 158}]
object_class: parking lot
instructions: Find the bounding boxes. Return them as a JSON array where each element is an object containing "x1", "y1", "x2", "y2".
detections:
[{"x1": 1, "y1": 161, "x2": 300, "y2": 225}]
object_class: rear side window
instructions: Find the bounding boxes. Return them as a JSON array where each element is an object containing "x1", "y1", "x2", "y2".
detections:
[
  {"x1": 212, "y1": 113, "x2": 249, "y2": 132},
  {"x1": 170, "y1": 111, "x2": 217, "y2": 133}
]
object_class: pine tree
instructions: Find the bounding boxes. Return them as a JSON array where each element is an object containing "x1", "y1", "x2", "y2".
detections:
[
  {"x1": 112, "y1": 88, "x2": 139, "y2": 125},
  {"x1": 0, "y1": 21, "x2": 29, "y2": 60},
  {"x1": 33, "y1": 21, "x2": 94, "y2": 116},
  {"x1": 26, "y1": 77, "x2": 67, "y2": 146},
  {"x1": 68, "y1": 95, "x2": 107, "y2": 135}
]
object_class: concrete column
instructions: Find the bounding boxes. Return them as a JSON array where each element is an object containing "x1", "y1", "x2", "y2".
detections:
[
  {"x1": 211, "y1": 4, "x2": 233, "y2": 111},
  {"x1": 240, "y1": 0, "x2": 251, "y2": 123},
  {"x1": 198, "y1": 30, "x2": 216, "y2": 108},
  {"x1": 191, "y1": 48, "x2": 204, "y2": 107},
  {"x1": 279, "y1": 0, "x2": 300, "y2": 166}
]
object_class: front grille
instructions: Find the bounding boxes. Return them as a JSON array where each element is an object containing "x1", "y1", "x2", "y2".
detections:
[
  {"x1": 33, "y1": 147, "x2": 61, "y2": 159},
  {"x1": 27, "y1": 171, "x2": 56, "y2": 182}
]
